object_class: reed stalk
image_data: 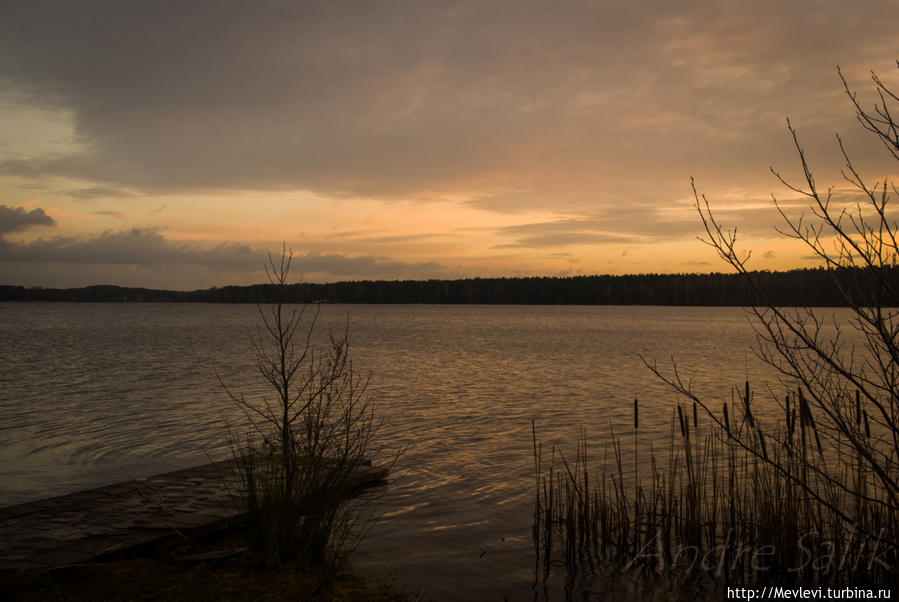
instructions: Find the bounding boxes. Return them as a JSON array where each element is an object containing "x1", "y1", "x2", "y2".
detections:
[{"x1": 533, "y1": 382, "x2": 898, "y2": 594}]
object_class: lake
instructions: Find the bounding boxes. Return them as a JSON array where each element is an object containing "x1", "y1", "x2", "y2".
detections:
[{"x1": 1, "y1": 303, "x2": 788, "y2": 599}]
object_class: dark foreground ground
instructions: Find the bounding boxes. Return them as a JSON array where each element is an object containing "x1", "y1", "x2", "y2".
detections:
[
  {"x1": 0, "y1": 527, "x2": 416, "y2": 601},
  {"x1": 0, "y1": 458, "x2": 408, "y2": 600}
]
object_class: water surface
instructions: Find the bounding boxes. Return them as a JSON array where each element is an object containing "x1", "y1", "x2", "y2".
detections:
[{"x1": 2, "y1": 303, "x2": 787, "y2": 599}]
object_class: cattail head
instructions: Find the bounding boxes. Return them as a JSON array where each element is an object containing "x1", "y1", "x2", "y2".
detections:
[
  {"x1": 634, "y1": 397, "x2": 639, "y2": 430},
  {"x1": 802, "y1": 399, "x2": 823, "y2": 456},
  {"x1": 743, "y1": 381, "x2": 754, "y2": 428},
  {"x1": 855, "y1": 390, "x2": 861, "y2": 425},
  {"x1": 798, "y1": 388, "x2": 809, "y2": 428},
  {"x1": 758, "y1": 430, "x2": 768, "y2": 460}
]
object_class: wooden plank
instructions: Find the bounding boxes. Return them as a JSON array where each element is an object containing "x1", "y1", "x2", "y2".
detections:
[{"x1": 0, "y1": 458, "x2": 388, "y2": 570}]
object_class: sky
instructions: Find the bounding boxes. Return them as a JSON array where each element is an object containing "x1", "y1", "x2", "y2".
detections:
[{"x1": 1, "y1": 1, "x2": 898, "y2": 289}]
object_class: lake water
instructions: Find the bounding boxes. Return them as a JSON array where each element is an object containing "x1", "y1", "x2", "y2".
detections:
[{"x1": 1, "y1": 303, "x2": 790, "y2": 599}]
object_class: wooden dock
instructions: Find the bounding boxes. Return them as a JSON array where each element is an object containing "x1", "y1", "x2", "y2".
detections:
[{"x1": 0, "y1": 459, "x2": 387, "y2": 570}]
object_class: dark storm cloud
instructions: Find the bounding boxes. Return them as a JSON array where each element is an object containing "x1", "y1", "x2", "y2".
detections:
[
  {"x1": 1, "y1": 0, "x2": 896, "y2": 206},
  {"x1": 0, "y1": 204, "x2": 55, "y2": 234}
]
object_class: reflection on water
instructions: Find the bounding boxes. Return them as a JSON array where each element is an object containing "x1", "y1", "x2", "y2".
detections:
[{"x1": 1, "y1": 303, "x2": 791, "y2": 599}]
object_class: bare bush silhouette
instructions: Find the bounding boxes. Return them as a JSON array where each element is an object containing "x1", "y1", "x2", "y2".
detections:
[
  {"x1": 660, "y1": 62, "x2": 899, "y2": 547},
  {"x1": 534, "y1": 63, "x2": 899, "y2": 592},
  {"x1": 221, "y1": 247, "x2": 383, "y2": 567}
]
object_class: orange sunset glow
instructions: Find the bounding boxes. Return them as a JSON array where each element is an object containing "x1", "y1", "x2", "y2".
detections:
[{"x1": 1, "y1": 2, "x2": 897, "y2": 289}]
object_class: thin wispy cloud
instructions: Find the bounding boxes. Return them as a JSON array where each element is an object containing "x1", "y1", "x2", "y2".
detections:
[{"x1": 69, "y1": 187, "x2": 136, "y2": 201}]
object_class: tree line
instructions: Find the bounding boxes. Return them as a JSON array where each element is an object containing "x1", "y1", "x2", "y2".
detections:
[{"x1": 2, "y1": 267, "x2": 893, "y2": 306}]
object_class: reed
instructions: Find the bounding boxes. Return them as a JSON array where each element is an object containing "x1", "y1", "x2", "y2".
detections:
[
  {"x1": 533, "y1": 382, "x2": 898, "y2": 593},
  {"x1": 531, "y1": 64, "x2": 898, "y2": 596}
]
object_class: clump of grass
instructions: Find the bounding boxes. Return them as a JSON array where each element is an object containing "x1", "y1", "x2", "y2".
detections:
[{"x1": 533, "y1": 383, "x2": 898, "y2": 593}]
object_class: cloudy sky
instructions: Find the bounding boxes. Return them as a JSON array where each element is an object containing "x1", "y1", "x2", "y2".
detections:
[{"x1": 1, "y1": 1, "x2": 897, "y2": 289}]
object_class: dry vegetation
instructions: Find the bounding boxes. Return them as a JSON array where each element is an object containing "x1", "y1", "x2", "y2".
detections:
[
  {"x1": 534, "y1": 62, "x2": 899, "y2": 594},
  {"x1": 220, "y1": 248, "x2": 393, "y2": 568}
]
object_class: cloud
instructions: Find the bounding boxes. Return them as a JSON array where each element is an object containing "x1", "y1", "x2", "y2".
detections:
[
  {"x1": 289, "y1": 252, "x2": 454, "y2": 280},
  {"x1": 489, "y1": 204, "x2": 702, "y2": 248},
  {"x1": 94, "y1": 210, "x2": 127, "y2": 219},
  {"x1": 0, "y1": 204, "x2": 55, "y2": 234},
  {"x1": 0, "y1": 0, "x2": 895, "y2": 207},
  {"x1": 0, "y1": 227, "x2": 261, "y2": 269},
  {"x1": 495, "y1": 231, "x2": 636, "y2": 249},
  {"x1": 0, "y1": 225, "x2": 457, "y2": 284},
  {"x1": 326, "y1": 231, "x2": 446, "y2": 245},
  {"x1": 484, "y1": 188, "x2": 868, "y2": 249},
  {"x1": 69, "y1": 186, "x2": 136, "y2": 200}
]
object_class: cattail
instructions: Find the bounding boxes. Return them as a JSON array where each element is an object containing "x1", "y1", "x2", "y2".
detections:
[
  {"x1": 634, "y1": 397, "x2": 639, "y2": 430},
  {"x1": 803, "y1": 400, "x2": 824, "y2": 457},
  {"x1": 800, "y1": 390, "x2": 817, "y2": 429},
  {"x1": 799, "y1": 389, "x2": 823, "y2": 456},
  {"x1": 677, "y1": 404, "x2": 686, "y2": 439},
  {"x1": 798, "y1": 388, "x2": 809, "y2": 427},
  {"x1": 723, "y1": 402, "x2": 730, "y2": 435},
  {"x1": 855, "y1": 390, "x2": 861, "y2": 425},
  {"x1": 864, "y1": 409, "x2": 871, "y2": 438},
  {"x1": 758, "y1": 430, "x2": 769, "y2": 460},
  {"x1": 743, "y1": 380, "x2": 754, "y2": 429},
  {"x1": 814, "y1": 426, "x2": 824, "y2": 456},
  {"x1": 692, "y1": 401, "x2": 698, "y2": 429}
]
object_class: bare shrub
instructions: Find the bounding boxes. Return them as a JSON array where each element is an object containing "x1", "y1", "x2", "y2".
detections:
[
  {"x1": 668, "y1": 62, "x2": 899, "y2": 551},
  {"x1": 221, "y1": 247, "x2": 381, "y2": 567},
  {"x1": 534, "y1": 63, "x2": 899, "y2": 592}
]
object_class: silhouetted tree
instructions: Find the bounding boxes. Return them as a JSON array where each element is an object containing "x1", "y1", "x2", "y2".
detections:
[{"x1": 652, "y1": 62, "x2": 899, "y2": 549}]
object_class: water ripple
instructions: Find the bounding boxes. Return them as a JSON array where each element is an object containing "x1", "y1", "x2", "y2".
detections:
[{"x1": 1, "y1": 303, "x2": 823, "y2": 599}]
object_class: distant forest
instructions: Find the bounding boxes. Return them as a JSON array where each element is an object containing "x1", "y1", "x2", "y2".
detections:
[{"x1": 2, "y1": 267, "x2": 895, "y2": 306}]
